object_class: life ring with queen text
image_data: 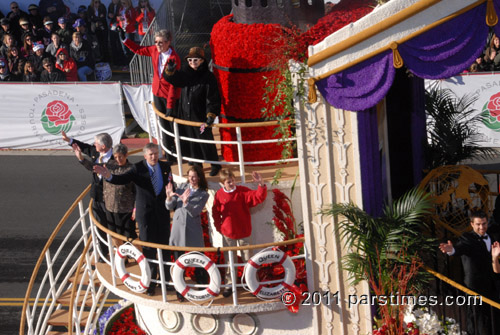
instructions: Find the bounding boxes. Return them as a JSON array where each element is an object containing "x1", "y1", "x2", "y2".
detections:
[
  {"x1": 114, "y1": 244, "x2": 151, "y2": 294},
  {"x1": 171, "y1": 252, "x2": 221, "y2": 302},
  {"x1": 243, "y1": 248, "x2": 296, "y2": 300}
]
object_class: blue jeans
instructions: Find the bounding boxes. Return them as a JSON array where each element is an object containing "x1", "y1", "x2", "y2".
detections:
[{"x1": 78, "y1": 66, "x2": 93, "y2": 81}]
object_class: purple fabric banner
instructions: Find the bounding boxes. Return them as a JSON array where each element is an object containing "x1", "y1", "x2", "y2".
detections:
[
  {"x1": 315, "y1": 2, "x2": 490, "y2": 111},
  {"x1": 316, "y1": 51, "x2": 395, "y2": 111}
]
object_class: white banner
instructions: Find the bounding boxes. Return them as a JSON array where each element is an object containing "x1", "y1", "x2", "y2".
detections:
[
  {"x1": 432, "y1": 74, "x2": 500, "y2": 147},
  {"x1": 122, "y1": 83, "x2": 158, "y2": 138},
  {"x1": 0, "y1": 82, "x2": 124, "y2": 149}
]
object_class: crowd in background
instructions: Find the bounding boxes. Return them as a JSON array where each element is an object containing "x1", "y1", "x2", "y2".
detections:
[
  {"x1": 0, "y1": 0, "x2": 156, "y2": 82},
  {"x1": 467, "y1": 29, "x2": 500, "y2": 73}
]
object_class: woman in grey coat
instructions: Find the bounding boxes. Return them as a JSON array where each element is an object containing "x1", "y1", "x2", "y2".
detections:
[{"x1": 165, "y1": 165, "x2": 209, "y2": 300}]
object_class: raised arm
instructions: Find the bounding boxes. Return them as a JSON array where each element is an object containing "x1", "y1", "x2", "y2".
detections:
[{"x1": 493, "y1": 241, "x2": 500, "y2": 273}]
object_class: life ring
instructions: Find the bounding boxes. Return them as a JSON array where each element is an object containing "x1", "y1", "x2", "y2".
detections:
[
  {"x1": 243, "y1": 249, "x2": 296, "y2": 300},
  {"x1": 172, "y1": 252, "x2": 221, "y2": 302},
  {"x1": 115, "y1": 244, "x2": 151, "y2": 293}
]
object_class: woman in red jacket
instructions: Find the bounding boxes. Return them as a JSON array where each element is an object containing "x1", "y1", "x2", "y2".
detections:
[
  {"x1": 55, "y1": 47, "x2": 78, "y2": 81},
  {"x1": 117, "y1": 0, "x2": 137, "y2": 62},
  {"x1": 135, "y1": 0, "x2": 155, "y2": 36}
]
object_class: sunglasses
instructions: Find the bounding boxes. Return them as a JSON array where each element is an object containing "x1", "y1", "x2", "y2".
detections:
[
  {"x1": 0, "y1": 65, "x2": 5, "y2": 69},
  {"x1": 187, "y1": 58, "x2": 201, "y2": 62},
  {"x1": 11, "y1": 6, "x2": 19, "y2": 9},
  {"x1": 154, "y1": 41, "x2": 165, "y2": 45}
]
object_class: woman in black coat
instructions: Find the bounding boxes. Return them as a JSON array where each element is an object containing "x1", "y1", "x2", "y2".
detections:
[{"x1": 164, "y1": 47, "x2": 222, "y2": 176}]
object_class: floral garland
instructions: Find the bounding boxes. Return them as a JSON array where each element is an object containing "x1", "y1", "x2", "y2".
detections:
[{"x1": 94, "y1": 301, "x2": 145, "y2": 335}]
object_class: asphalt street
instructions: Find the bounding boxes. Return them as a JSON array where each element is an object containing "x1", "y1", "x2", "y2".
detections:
[{"x1": 0, "y1": 152, "x2": 142, "y2": 335}]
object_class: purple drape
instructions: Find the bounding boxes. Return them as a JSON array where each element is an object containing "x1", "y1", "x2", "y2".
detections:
[
  {"x1": 357, "y1": 107, "x2": 383, "y2": 216},
  {"x1": 316, "y1": 2, "x2": 490, "y2": 111}
]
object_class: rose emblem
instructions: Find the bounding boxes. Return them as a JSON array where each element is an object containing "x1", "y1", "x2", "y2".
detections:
[
  {"x1": 40, "y1": 100, "x2": 76, "y2": 135},
  {"x1": 487, "y1": 92, "x2": 500, "y2": 121}
]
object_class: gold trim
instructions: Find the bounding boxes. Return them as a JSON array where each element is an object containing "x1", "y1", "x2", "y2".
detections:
[
  {"x1": 308, "y1": 0, "x2": 485, "y2": 91},
  {"x1": 486, "y1": 0, "x2": 498, "y2": 26},
  {"x1": 391, "y1": 42, "x2": 404, "y2": 68},
  {"x1": 308, "y1": 0, "x2": 444, "y2": 67}
]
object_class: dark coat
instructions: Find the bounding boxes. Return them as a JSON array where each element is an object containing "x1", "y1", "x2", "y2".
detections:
[
  {"x1": 40, "y1": 68, "x2": 66, "y2": 82},
  {"x1": 453, "y1": 230, "x2": 500, "y2": 299},
  {"x1": 69, "y1": 40, "x2": 95, "y2": 68},
  {"x1": 163, "y1": 62, "x2": 221, "y2": 161},
  {"x1": 109, "y1": 160, "x2": 173, "y2": 246},
  {"x1": 71, "y1": 139, "x2": 114, "y2": 203}
]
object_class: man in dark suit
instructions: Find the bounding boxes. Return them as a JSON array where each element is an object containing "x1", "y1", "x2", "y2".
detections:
[
  {"x1": 62, "y1": 131, "x2": 113, "y2": 259},
  {"x1": 439, "y1": 210, "x2": 500, "y2": 335},
  {"x1": 95, "y1": 143, "x2": 173, "y2": 296}
]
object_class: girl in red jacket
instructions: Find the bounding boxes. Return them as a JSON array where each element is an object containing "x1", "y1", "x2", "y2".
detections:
[
  {"x1": 55, "y1": 47, "x2": 78, "y2": 81},
  {"x1": 136, "y1": 0, "x2": 155, "y2": 36},
  {"x1": 212, "y1": 169, "x2": 267, "y2": 297}
]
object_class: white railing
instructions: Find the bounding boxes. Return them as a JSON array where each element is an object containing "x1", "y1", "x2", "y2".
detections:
[
  {"x1": 20, "y1": 186, "x2": 109, "y2": 335},
  {"x1": 150, "y1": 102, "x2": 298, "y2": 183},
  {"x1": 91, "y1": 207, "x2": 306, "y2": 307}
]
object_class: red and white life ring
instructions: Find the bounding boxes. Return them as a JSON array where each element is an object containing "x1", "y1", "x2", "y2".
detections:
[
  {"x1": 115, "y1": 244, "x2": 151, "y2": 294},
  {"x1": 243, "y1": 249, "x2": 296, "y2": 300},
  {"x1": 171, "y1": 252, "x2": 221, "y2": 302}
]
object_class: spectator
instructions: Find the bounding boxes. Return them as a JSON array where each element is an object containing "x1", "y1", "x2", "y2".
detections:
[
  {"x1": 107, "y1": 0, "x2": 124, "y2": 66},
  {"x1": 73, "y1": 18, "x2": 101, "y2": 62},
  {"x1": 0, "y1": 57, "x2": 13, "y2": 81},
  {"x1": 212, "y1": 169, "x2": 267, "y2": 297},
  {"x1": 69, "y1": 31, "x2": 94, "y2": 81},
  {"x1": 165, "y1": 165, "x2": 209, "y2": 301},
  {"x1": 38, "y1": 0, "x2": 66, "y2": 22},
  {"x1": 45, "y1": 32, "x2": 65, "y2": 58},
  {"x1": 27, "y1": 4, "x2": 43, "y2": 31},
  {"x1": 6, "y1": 46, "x2": 22, "y2": 80},
  {"x1": 40, "y1": 57, "x2": 65, "y2": 82},
  {"x1": 29, "y1": 41, "x2": 46, "y2": 72},
  {"x1": 117, "y1": 0, "x2": 137, "y2": 62},
  {"x1": 20, "y1": 33, "x2": 34, "y2": 58},
  {"x1": 136, "y1": 0, "x2": 155, "y2": 37},
  {"x1": 55, "y1": 47, "x2": 77, "y2": 81},
  {"x1": 40, "y1": 16, "x2": 54, "y2": 45},
  {"x1": 7, "y1": 2, "x2": 27, "y2": 39},
  {"x1": 56, "y1": 17, "x2": 72, "y2": 46},
  {"x1": 1, "y1": 33, "x2": 17, "y2": 58},
  {"x1": 19, "y1": 17, "x2": 37, "y2": 40},
  {"x1": 163, "y1": 47, "x2": 222, "y2": 176},
  {"x1": 87, "y1": 0, "x2": 108, "y2": 62},
  {"x1": 121, "y1": 29, "x2": 181, "y2": 161},
  {"x1": 1, "y1": 18, "x2": 16, "y2": 43},
  {"x1": 77, "y1": 5, "x2": 90, "y2": 26},
  {"x1": 23, "y1": 60, "x2": 38, "y2": 81},
  {"x1": 484, "y1": 34, "x2": 500, "y2": 71}
]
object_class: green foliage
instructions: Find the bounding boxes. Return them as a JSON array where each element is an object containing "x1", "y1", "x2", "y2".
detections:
[
  {"x1": 425, "y1": 86, "x2": 495, "y2": 170},
  {"x1": 321, "y1": 188, "x2": 436, "y2": 291}
]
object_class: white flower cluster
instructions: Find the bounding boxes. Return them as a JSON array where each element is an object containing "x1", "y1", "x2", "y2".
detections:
[{"x1": 403, "y1": 303, "x2": 466, "y2": 335}]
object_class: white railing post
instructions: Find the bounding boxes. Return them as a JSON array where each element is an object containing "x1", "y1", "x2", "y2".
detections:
[
  {"x1": 235, "y1": 127, "x2": 246, "y2": 183},
  {"x1": 78, "y1": 200, "x2": 88, "y2": 245},
  {"x1": 173, "y1": 121, "x2": 184, "y2": 176},
  {"x1": 44, "y1": 251, "x2": 57, "y2": 302},
  {"x1": 145, "y1": 100, "x2": 153, "y2": 144},
  {"x1": 228, "y1": 250, "x2": 239, "y2": 305},
  {"x1": 157, "y1": 248, "x2": 168, "y2": 303},
  {"x1": 107, "y1": 233, "x2": 117, "y2": 287}
]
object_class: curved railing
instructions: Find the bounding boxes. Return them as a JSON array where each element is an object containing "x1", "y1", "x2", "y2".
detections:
[
  {"x1": 151, "y1": 103, "x2": 298, "y2": 182},
  {"x1": 20, "y1": 185, "x2": 111, "y2": 335},
  {"x1": 90, "y1": 205, "x2": 306, "y2": 306}
]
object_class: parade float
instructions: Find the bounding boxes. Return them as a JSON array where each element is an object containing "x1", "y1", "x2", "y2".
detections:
[{"x1": 20, "y1": 0, "x2": 500, "y2": 334}]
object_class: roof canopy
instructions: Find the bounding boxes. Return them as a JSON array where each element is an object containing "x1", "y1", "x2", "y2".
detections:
[{"x1": 307, "y1": 0, "x2": 499, "y2": 110}]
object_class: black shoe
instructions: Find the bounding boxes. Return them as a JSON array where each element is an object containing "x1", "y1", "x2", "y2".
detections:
[
  {"x1": 222, "y1": 288, "x2": 232, "y2": 298},
  {"x1": 176, "y1": 292, "x2": 185, "y2": 302},
  {"x1": 210, "y1": 164, "x2": 222, "y2": 177},
  {"x1": 146, "y1": 284, "x2": 156, "y2": 296}
]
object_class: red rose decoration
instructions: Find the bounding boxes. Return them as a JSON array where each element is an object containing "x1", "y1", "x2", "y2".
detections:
[
  {"x1": 488, "y1": 92, "x2": 500, "y2": 120},
  {"x1": 46, "y1": 100, "x2": 72, "y2": 126}
]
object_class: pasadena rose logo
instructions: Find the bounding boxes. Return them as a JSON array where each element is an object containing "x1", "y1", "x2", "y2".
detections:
[{"x1": 40, "y1": 100, "x2": 76, "y2": 135}]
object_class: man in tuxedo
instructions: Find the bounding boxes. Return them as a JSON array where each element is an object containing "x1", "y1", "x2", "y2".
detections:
[
  {"x1": 62, "y1": 131, "x2": 113, "y2": 259},
  {"x1": 95, "y1": 143, "x2": 173, "y2": 296},
  {"x1": 439, "y1": 210, "x2": 500, "y2": 335}
]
